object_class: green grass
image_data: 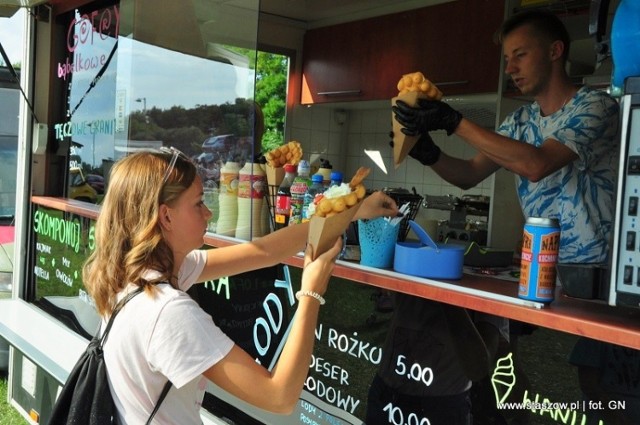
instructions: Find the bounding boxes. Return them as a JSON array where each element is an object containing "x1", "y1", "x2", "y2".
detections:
[{"x1": 0, "y1": 373, "x2": 29, "y2": 425}]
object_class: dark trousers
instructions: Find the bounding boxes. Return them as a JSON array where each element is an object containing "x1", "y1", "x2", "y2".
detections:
[{"x1": 365, "y1": 374, "x2": 472, "y2": 425}]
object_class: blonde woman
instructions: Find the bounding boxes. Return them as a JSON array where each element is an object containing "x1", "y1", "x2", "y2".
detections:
[{"x1": 83, "y1": 147, "x2": 397, "y2": 424}]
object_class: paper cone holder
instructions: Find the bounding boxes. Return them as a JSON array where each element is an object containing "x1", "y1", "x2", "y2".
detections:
[
  {"x1": 308, "y1": 200, "x2": 363, "y2": 260},
  {"x1": 391, "y1": 92, "x2": 430, "y2": 169},
  {"x1": 265, "y1": 164, "x2": 285, "y2": 187}
]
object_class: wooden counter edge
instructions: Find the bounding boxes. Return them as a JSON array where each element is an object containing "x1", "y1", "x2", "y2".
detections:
[
  {"x1": 32, "y1": 196, "x2": 101, "y2": 219},
  {"x1": 202, "y1": 234, "x2": 640, "y2": 351}
]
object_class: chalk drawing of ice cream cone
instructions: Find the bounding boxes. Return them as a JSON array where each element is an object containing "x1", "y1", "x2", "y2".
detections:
[{"x1": 491, "y1": 352, "x2": 516, "y2": 405}]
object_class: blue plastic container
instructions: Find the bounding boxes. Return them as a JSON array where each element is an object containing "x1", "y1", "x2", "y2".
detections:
[
  {"x1": 358, "y1": 218, "x2": 400, "y2": 268},
  {"x1": 394, "y1": 242, "x2": 465, "y2": 280},
  {"x1": 393, "y1": 220, "x2": 465, "y2": 279}
]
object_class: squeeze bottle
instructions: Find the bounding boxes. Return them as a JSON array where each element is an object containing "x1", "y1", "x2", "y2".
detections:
[
  {"x1": 236, "y1": 162, "x2": 267, "y2": 240},
  {"x1": 216, "y1": 161, "x2": 240, "y2": 236},
  {"x1": 317, "y1": 158, "x2": 333, "y2": 188},
  {"x1": 274, "y1": 164, "x2": 297, "y2": 229}
]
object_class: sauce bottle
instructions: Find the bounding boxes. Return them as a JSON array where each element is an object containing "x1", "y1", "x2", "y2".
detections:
[
  {"x1": 236, "y1": 162, "x2": 267, "y2": 240},
  {"x1": 274, "y1": 164, "x2": 297, "y2": 229},
  {"x1": 216, "y1": 161, "x2": 240, "y2": 236},
  {"x1": 318, "y1": 158, "x2": 333, "y2": 188}
]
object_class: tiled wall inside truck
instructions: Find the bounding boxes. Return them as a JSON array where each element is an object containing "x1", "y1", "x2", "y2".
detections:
[{"x1": 290, "y1": 103, "x2": 494, "y2": 223}]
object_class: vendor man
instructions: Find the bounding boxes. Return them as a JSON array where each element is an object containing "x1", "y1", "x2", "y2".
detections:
[{"x1": 393, "y1": 9, "x2": 620, "y2": 264}]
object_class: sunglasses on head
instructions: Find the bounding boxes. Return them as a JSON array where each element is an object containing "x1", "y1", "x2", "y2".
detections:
[{"x1": 158, "y1": 146, "x2": 190, "y2": 184}]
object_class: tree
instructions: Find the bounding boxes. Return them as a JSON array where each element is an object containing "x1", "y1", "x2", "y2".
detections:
[
  {"x1": 124, "y1": 49, "x2": 290, "y2": 158},
  {"x1": 214, "y1": 48, "x2": 289, "y2": 152},
  {"x1": 255, "y1": 52, "x2": 288, "y2": 152}
]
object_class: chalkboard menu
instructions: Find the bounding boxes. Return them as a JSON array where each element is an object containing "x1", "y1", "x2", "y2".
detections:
[
  {"x1": 187, "y1": 260, "x2": 640, "y2": 425},
  {"x1": 189, "y1": 257, "x2": 392, "y2": 424},
  {"x1": 32, "y1": 206, "x2": 99, "y2": 338},
  {"x1": 188, "y1": 261, "x2": 294, "y2": 368}
]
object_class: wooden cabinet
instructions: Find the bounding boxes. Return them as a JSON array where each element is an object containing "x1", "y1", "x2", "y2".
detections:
[{"x1": 301, "y1": 0, "x2": 505, "y2": 104}]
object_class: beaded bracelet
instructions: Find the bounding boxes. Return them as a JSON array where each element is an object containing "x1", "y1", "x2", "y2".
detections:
[{"x1": 295, "y1": 290, "x2": 326, "y2": 305}]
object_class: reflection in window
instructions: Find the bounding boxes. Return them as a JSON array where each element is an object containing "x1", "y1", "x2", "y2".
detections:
[
  {"x1": 55, "y1": 0, "x2": 260, "y2": 201},
  {"x1": 41, "y1": 0, "x2": 261, "y2": 333}
]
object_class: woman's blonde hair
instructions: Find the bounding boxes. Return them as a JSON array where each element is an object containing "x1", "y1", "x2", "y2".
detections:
[{"x1": 83, "y1": 150, "x2": 197, "y2": 316}]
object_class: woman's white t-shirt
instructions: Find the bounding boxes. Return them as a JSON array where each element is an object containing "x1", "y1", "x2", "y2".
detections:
[{"x1": 104, "y1": 250, "x2": 235, "y2": 424}]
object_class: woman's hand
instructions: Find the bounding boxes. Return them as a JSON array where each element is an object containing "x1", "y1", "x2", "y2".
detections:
[
  {"x1": 301, "y1": 237, "x2": 343, "y2": 296},
  {"x1": 354, "y1": 191, "x2": 399, "y2": 221},
  {"x1": 205, "y1": 237, "x2": 343, "y2": 415}
]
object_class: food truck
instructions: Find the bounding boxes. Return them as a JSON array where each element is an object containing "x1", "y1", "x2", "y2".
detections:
[{"x1": 0, "y1": 0, "x2": 639, "y2": 424}]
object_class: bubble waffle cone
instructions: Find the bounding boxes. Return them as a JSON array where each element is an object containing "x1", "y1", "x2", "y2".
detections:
[
  {"x1": 308, "y1": 200, "x2": 363, "y2": 260},
  {"x1": 307, "y1": 167, "x2": 370, "y2": 260},
  {"x1": 265, "y1": 141, "x2": 303, "y2": 187},
  {"x1": 391, "y1": 92, "x2": 428, "y2": 169},
  {"x1": 396, "y1": 71, "x2": 443, "y2": 99},
  {"x1": 265, "y1": 141, "x2": 303, "y2": 168},
  {"x1": 392, "y1": 72, "x2": 442, "y2": 169}
]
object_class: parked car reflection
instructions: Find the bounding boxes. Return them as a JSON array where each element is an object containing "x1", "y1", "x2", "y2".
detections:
[
  {"x1": 202, "y1": 134, "x2": 255, "y2": 164},
  {"x1": 68, "y1": 167, "x2": 98, "y2": 203},
  {"x1": 85, "y1": 174, "x2": 105, "y2": 194}
]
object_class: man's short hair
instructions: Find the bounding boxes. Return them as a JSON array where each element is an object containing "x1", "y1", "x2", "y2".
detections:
[{"x1": 497, "y1": 9, "x2": 571, "y2": 62}]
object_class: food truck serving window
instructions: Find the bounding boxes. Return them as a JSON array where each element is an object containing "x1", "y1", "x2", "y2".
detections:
[{"x1": 6, "y1": 1, "x2": 640, "y2": 425}]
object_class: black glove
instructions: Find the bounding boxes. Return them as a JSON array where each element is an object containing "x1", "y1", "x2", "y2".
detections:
[
  {"x1": 392, "y1": 98, "x2": 462, "y2": 136},
  {"x1": 409, "y1": 133, "x2": 441, "y2": 165},
  {"x1": 388, "y1": 132, "x2": 441, "y2": 166}
]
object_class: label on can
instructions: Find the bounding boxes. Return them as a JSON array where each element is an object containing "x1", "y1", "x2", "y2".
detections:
[{"x1": 519, "y1": 217, "x2": 560, "y2": 303}]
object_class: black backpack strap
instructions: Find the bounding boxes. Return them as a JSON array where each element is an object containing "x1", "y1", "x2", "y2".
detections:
[
  {"x1": 98, "y1": 285, "x2": 172, "y2": 423},
  {"x1": 146, "y1": 380, "x2": 172, "y2": 424},
  {"x1": 100, "y1": 286, "x2": 144, "y2": 346}
]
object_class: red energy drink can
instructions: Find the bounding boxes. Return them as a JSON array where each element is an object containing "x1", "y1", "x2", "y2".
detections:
[{"x1": 518, "y1": 217, "x2": 560, "y2": 303}]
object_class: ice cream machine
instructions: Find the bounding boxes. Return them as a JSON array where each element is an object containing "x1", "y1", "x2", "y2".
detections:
[
  {"x1": 608, "y1": 0, "x2": 640, "y2": 308},
  {"x1": 610, "y1": 78, "x2": 640, "y2": 308}
]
